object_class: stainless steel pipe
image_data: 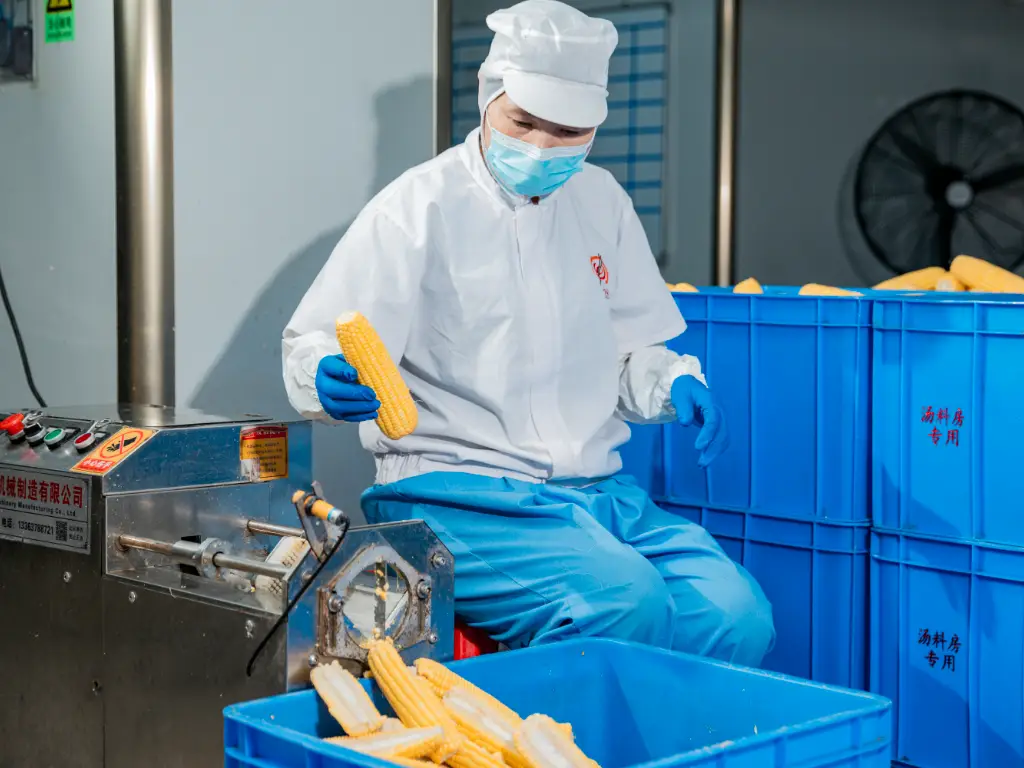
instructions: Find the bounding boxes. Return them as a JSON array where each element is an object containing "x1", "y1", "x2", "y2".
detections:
[
  {"x1": 116, "y1": 534, "x2": 290, "y2": 580},
  {"x1": 114, "y1": 0, "x2": 176, "y2": 406},
  {"x1": 713, "y1": 0, "x2": 739, "y2": 287},
  {"x1": 246, "y1": 520, "x2": 306, "y2": 539}
]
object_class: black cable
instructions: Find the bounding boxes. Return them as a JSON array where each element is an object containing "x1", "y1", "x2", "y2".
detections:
[
  {"x1": 246, "y1": 519, "x2": 350, "y2": 677},
  {"x1": 0, "y1": 262, "x2": 46, "y2": 408}
]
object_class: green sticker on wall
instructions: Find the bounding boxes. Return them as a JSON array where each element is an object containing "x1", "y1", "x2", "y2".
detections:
[{"x1": 45, "y1": 0, "x2": 75, "y2": 44}]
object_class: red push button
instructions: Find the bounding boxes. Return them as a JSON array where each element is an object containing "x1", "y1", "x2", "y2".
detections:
[
  {"x1": 74, "y1": 432, "x2": 96, "y2": 452},
  {"x1": 1, "y1": 413, "x2": 24, "y2": 434}
]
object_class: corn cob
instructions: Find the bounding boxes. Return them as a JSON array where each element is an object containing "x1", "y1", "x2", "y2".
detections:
[
  {"x1": 872, "y1": 266, "x2": 945, "y2": 291},
  {"x1": 514, "y1": 715, "x2": 599, "y2": 768},
  {"x1": 443, "y1": 687, "x2": 530, "y2": 768},
  {"x1": 414, "y1": 660, "x2": 522, "y2": 724},
  {"x1": 949, "y1": 255, "x2": 1024, "y2": 294},
  {"x1": 368, "y1": 639, "x2": 464, "y2": 762},
  {"x1": 254, "y1": 535, "x2": 310, "y2": 596},
  {"x1": 448, "y1": 738, "x2": 509, "y2": 768},
  {"x1": 324, "y1": 726, "x2": 443, "y2": 759},
  {"x1": 388, "y1": 759, "x2": 439, "y2": 768},
  {"x1": 335, "y1": 311, "x2": 418, "y2": 440},
  {"x1": 310, "y1": 660, "x2": 387, "y2": 737},
  {"x1": 666, "y1": 282, "x2": 699, "y2": 293},
  {"x1": 733, "y1": 277, "x2": 763, "y2": 294},
  {"x1": 798, "y1": 284, "x2": 862, "y2": 297},
  {"x1": 381, "y1": 717, "x2": 407, "y2": 733},
  {"x1": 935, "y1": 271, "x2": 965, "y2": 292}
]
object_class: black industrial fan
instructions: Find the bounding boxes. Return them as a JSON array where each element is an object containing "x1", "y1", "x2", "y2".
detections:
[{"x1": 854, "y1": 90, "x2": 1024, "y2": 275}]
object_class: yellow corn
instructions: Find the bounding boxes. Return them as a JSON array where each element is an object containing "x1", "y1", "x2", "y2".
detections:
[
  {"x1": 381, "y1": 717, "x2": 407, "y2": 733},
  {"x1": 733, "y1": 277, "x2": 763, "y2": 294},
  {"x1": 514, "y1": 715, "x2": 599, "y2": 768},
  {"x1": 798, "y1": 284, "x2": 862, "y2": 297},
  {"x1": 310, "y1": 660, "x2": 387, "y2": 737},
  {"x1": 872, "y1": 267, "x2": 945, "y2": 291},
  {"x1": 666, "y1": 282, "x2": 699, "y2": 293},
  {"x1": 335, "y1": 311, "x2": 418, "y2": 440},
  {"x1": 415, "y1": 660, "x2": 521, "y2": 724},
  {"x1": 368, "y1": 639, "x2": 464, "y2": 762},
  {"x1": 949, "y1": 255, "x2": 1024, "y2": 294},
  {"x1": 444, "y1": 687, "x2": 530, "y2": 768},
  {"x1": 324, "y1": 726, "x2": 443, "y2": 759},
  {"x1": 448, "y1": 738, "x2": 508, "y2": 768},
  {"x1": 388, "y1": 759, "x2": 439, "y2": 768},
  {"x1": 935, "y1": 271, "x2": 966, "y2": 292}
]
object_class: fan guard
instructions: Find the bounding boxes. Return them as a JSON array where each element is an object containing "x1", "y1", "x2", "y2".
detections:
[{"x1": 855, "y1": 89, "x2": 1024, "y2": 275}]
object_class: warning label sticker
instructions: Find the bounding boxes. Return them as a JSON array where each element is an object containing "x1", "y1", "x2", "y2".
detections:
[
  {"x1": 71, "y1": 427, "x2": 156, "y2": 476},
  {"x1": 0, "y1": 469, "x2": 90, "y2": 553},
  {"x1": 240, "y1": 425, "x2": 289, "y2": 482}
]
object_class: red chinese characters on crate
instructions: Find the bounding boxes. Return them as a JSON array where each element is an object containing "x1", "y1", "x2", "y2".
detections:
[
  {"x1": 918, "y1": 627, "x2": 963, "y2": 673},
  {"x1": 920, "y1": 406, "x2": 965, "y2": 447},
  {"x1": 0, "y1": 473, "x2": 85, "y2": 510}
]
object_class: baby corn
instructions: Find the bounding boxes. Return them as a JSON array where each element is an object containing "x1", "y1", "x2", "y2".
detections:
[
  {"x1": 324, "y1": 726, "x2": 443, "y2": 759},
  {"x1": 514, "y1": 715, "x2": 599, "y2": 768},
  {"x1": 368, "y1": 639, "x2": 464, "y2": 762},
  {"x1": 310, "y1": 660, "x2": 386, "y2": 737}
]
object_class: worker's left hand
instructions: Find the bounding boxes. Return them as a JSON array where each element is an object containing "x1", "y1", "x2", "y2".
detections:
[{"x1": 670, "y1": 375, "x2": 729, "y2": 468}]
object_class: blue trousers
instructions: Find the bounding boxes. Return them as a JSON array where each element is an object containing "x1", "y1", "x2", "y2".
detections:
[{"x1": 362, "y1": 472, "x2": 775, "y2": 666}]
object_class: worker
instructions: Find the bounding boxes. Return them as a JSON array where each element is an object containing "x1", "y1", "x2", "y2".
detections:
[{"x1": 283, "y1": 0, "x2": 774, "y2": 665}]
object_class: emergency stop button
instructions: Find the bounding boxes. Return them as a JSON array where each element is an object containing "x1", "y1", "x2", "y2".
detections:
[
  {"x1": 74, "y1": 432, "x2": 97, "y2": 452},
  {"x1": 1, "y1": 413, "x2": 24, "y2": 433}
]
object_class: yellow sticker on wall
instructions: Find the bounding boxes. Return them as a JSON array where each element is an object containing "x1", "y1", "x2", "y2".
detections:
[{"x1": 239, "y1": 425, "x2": 288, "y2": 482}]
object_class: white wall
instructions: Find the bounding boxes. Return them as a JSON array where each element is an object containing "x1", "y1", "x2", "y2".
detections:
[
  {"x1": 0, "y1": 0, "x2": 436, "y2": 516},
  {"x1": 173, "y1": 0, "x2": 436, "y2": 514},
  {"x1": 0, "y1": 0, "x2": 117, "y2": 407},
  {"x1": 452, "y1": 0, "x2": 718, "y2": 285},
  {"x1": 735, "y1": 0, "x2": 1024, "y2": 286}
]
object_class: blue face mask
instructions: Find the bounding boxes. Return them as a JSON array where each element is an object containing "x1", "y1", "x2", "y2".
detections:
[{"x1": 484, "y1": 125, "x2": 592, "y2": 198}]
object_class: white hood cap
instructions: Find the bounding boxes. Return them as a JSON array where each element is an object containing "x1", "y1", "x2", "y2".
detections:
[{"x1": 477, "y1": 0, "x2": 619, "y2": 129}]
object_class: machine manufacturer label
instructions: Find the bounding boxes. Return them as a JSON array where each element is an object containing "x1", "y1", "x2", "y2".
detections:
[
  {"x1": 71, "y1": 427, "x2": 156, "y2": 475},
  {"x1": 0, "y1": 468, "x2": 89, "y2": 553},
  {"x1": 239, "y1": 425, "x2": 288, "y2": 482}
]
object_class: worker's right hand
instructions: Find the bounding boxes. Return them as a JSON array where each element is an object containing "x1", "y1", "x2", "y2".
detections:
[{"x1": 314, "y1": 354, "x2": 381, "y2": 422}]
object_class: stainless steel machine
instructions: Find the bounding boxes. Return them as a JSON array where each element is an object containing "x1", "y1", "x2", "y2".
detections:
[{"x1": 0, "y1": 405, "x2": 454, "y2": 768}]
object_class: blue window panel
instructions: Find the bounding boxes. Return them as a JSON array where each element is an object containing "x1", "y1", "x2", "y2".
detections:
[{"x1": 450, "y1": 4, "x2": 668, "y2": 259}]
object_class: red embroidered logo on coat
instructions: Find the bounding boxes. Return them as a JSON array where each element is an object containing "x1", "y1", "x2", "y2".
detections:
[{"x1": 591, "y1": 255, "x2": 610, "y2": 298}]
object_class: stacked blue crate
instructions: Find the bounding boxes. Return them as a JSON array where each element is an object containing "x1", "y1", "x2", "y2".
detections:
[
  {"x1": 622, "y1": 288, "x2": 873, "y2": 690},
  {"x1": 870, "y1": 293, "x2": 1024, "y2": 767}
]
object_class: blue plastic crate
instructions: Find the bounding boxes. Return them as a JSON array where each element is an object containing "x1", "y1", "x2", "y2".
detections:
[
  {"x1": 225, "y1": 638, "x2": 891, "y2": 768},
  {"x1": 870, "y1": 529, "x2": 1024, "y2": 767},
  {"x1": 872, "y1": 294, "x2": 1024, "y2": 545},
  {"x1": 621, "y1": 288, "x2": 872, "y2": 523},
  {"x1": 663, "y1": 502, "x2": 869, "y2": 689}
]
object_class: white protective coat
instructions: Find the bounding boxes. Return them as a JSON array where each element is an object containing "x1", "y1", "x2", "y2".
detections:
[{"x1": 282, "y1": 129, "x2": 705, "y2": 485}]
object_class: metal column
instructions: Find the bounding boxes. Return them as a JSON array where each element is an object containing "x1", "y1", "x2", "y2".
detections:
[
  {"x1": 713, "y1": 0, "x2": 739, "y2": 287},
  {"x1": 114, "y1": 0, "x2": 175, "y2": 406},
  {"x1": 434, "y1": 0, "x2": 453, "y2": 156}
]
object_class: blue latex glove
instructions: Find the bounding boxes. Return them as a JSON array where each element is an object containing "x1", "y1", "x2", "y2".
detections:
[
  {"x1": 315, "y1": 354, "x2": 381, "y2": 422},
  {"x1": 670, "y1": 375, "x2": 729, "y2": 468}
]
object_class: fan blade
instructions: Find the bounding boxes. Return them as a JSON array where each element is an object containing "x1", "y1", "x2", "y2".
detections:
[
  {"x1": 973, "y1": 164, "x2": 1024, "y2": 193},
  {"x1": 964, "y1": 210, "x2": 1004, "y2": 258},
  {"x1": 871, "y1": 146, "x2": 926, "y2": 178},
  {"x1": 972, "y1": 198, "x2": 1024, "y2": 236},
  {"x1": 886, "y1": 129, "x2": 938, "y2": 171}
]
